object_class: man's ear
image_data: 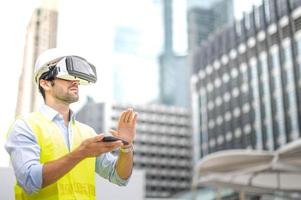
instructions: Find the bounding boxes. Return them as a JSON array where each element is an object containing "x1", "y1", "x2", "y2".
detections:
[{"x1": 39, "y1": 79, "x2": 52, "y2": 91}]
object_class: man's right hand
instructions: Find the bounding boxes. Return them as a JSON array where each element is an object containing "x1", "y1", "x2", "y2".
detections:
[
  {"x1": 42, "y1": 134, "x2": 122, "y2": 188},
  {"x1": 76, "y1": 135, "x2": 123, "y2": 158}
]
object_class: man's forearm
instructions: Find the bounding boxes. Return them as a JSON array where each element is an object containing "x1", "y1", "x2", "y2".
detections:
[
  {"x1": 42, "y1": 148, "x2": 84, "y2": 188},
  {"x1": 116, "y1": 146, "x2": 134, "y2": 179}
]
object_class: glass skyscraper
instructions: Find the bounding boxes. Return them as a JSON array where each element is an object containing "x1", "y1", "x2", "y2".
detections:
[
  {"x1": 159, "y1": 0, "x2": 234, "y2": 107},
  {"x1": 191, "y1": 0, "x2": 301, "y2": 159}
]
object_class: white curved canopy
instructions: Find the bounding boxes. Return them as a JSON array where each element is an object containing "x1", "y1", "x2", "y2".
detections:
[{"x1": 193, "y1": 139, "x2": 301, "y2": 194}]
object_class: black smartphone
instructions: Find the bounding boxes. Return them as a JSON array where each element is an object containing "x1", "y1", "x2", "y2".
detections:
[{"x1": 102, "y1": 136, "x2": 129, "y2": 145}]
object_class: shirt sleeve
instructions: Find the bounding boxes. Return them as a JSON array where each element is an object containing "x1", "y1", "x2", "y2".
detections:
[
  {"x1": 5, "y1": 119, "x2": 43, "y2": 194},
  {"x1": 95, "y1": 152, "x2": 129, "y2": 186}
]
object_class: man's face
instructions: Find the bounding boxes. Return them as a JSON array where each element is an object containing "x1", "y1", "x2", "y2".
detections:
[{"x1": 51, "y1": 78, "x2": 80, "y2": 104}]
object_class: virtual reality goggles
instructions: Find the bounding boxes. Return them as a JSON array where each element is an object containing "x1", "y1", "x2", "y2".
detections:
[{"x1": 41, "y1": 56, "x2": 97, "y2": 85}]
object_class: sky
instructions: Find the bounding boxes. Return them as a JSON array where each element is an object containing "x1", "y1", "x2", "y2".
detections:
[{"x1": 0, "y1": 0, "x2": 263, "y2": 166}]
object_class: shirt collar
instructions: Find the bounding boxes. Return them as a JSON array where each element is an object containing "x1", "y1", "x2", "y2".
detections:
[{"x1": 39, "y1": 104, "x2": 76, "y2": 123}]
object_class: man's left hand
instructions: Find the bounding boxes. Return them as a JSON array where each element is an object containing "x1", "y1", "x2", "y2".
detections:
[{"x1": 110, "y1": 108, "x2": 137, "y2": 145}]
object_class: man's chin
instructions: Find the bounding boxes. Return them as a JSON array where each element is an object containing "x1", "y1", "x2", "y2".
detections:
[
  {"x1": 67, "y1": 96, "x2": 79, "y2": 104},
  {"x1": 71, "y1": 97, "x2": 79, "y2": 103}
]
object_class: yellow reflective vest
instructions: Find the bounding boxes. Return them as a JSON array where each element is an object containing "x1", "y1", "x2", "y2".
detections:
[{"x1": 15, "y1": 112, "x2": 96, "y2": 200}]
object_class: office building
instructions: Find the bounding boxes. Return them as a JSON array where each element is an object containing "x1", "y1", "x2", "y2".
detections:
[
  {"x1": 15, "y1": 3, "x2": 58, "y2": 116},
  {"x1": 159, "y1": 0, "x2": 234, "y2": 107},
  {"x1": 159, "y1": 53, "x2": 189, "y2": 107},
  {"x1": 76, "y1": 98, "x2": 106, "y2": 134},
  {"x1": 191, "y1": 0, "x2": 301, "y2": 159},
  {"x1": 159, "y1": 0, "x2": 190, "y2": 107},
  {"x1": 187, "y1": 0, "x2": 234, "y2": 50},
  {"x1": 77, "y1": 101, "x2": 193, "y2": 198}
]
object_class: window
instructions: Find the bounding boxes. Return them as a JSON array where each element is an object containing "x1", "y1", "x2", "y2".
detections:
[
  {"x1": 283, "y1": 44, "x2": 292, "y2": 65},
  {"x1": 260, "y1": 53, "x2": 274, "y2": 150},
  {"x1": 283, "y1": 43, "x2": 299, "y2": 135},
  {"x1": 295, "y1": 37, "x2": 301, "y2": 77},
  {"x1": 254, "y1": 6, "x2": 261, "y2": 28},
  {"x1": 245, "y1": 13, "x2": 251, "y2": 30},
  {"x1": 264, "y1": 0, "x2": 271, "y2": 23}
]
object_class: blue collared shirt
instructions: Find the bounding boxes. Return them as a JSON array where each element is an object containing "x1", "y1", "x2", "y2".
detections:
[{"x1": 5, "y1": 104, "x2": 128, "y2": 194}]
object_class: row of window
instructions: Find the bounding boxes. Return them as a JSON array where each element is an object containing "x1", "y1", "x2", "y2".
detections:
[{"x1": 197, "y1": 39, "x2": 301, "y2": 152}]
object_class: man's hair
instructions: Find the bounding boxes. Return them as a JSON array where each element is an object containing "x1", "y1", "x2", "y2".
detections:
[{"x1": 38, "y1": 67, "x2": 57, "y2": 100}]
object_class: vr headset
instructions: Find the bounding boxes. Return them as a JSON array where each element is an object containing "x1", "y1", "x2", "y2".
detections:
[{"x1": 41, "y1": 56, "x2": 97, "y2": 85}]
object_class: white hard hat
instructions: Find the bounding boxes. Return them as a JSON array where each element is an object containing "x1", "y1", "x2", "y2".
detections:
[
  {"x1": 34, "y1": 48, "x2": 69, "y2": 84},
  {"x1": 34, "y1": 48, "x2": 97, "y2": 85}
]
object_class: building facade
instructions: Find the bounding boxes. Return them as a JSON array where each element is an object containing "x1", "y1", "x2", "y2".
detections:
[
  {"x1": 191, "y1": 0, "x2": 301, "y2": 159},
  {"x1": 159, "y1": 0, "x2": 234, "y2": 108},
  {"x1": 187, "y1": 0, "x2": 234, "y2": 50},
  {"x1": 15, "y1": 5, "x2": 58, "y2": 116},
  {"x1": 159, "y1": 54, "x2": 189, "y2": 107},
  {"x1": 77, "y1": 101, "x2": 193, "y2": 198},
  {"x1": 159, "y1": 0, "x2": 190, "y2": 107},
  {"x1": 76, "y1": 98, "x2": 106, "y2": 134}
]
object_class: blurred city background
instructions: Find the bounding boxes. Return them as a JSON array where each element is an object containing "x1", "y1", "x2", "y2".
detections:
[{"x1": 2, "y1": 0, "x2": 301, "y2": 199}]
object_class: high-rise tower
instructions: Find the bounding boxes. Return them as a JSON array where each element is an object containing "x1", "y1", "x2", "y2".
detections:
[
  {"x1": 15, "y1": 0, "x2": 58, "y2": 116},
  {"x1": 187, "y1": 0, "x2": 234, "y2": 50}
]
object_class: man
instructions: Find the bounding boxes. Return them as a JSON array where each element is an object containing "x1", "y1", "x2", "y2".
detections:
[{"x1": 5, "y1": 48, "x2": 137, "y2": 200}]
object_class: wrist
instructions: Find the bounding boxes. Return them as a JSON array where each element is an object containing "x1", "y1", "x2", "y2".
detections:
[
  {"x1": 72, "y1": 146, "x2": 86, "y2": 161},
  {"x1": 122, "y1": 142, "x2": 132, "y2": 148},
  {"x1": 120, "y1": 144, "x2": 134, "y2": 153}
]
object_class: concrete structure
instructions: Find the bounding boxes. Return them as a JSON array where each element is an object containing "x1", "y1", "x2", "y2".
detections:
[
  {"x1": 76, "y1": 98, "x2": 106, "y2": 133},
  {"x1": 96, "y1": 169, "x2": 145, "y2": 200},
  {"x1": 0, "y1": 167, "x2": 14, "y2": 200},
  {"x1": 77, "y1": 101, "x2": 193, "y2": 198},
  {"x1": 15, "y1": 3, "x2": 58, "y2": 117},
  {"x1": 193, "y1": 139, "x2": 301, "y2": 198}
]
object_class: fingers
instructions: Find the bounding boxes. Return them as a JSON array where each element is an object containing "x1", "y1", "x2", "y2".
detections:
[
  {"x1": 124, "y1": 108, "x2": 133, "y2": 123},
  {"x1": 101, "y1": 140, "x2": 123, "y2": 148},
  {"x1": 119, "y1": 111, "x2": 127, "y2": 125},
  {"x1": 86, "y1": 135, "x2": 104, "y2": 143},
  {"x1": 81, "y1": 134, "x2": 124, "y2": 158},
  {"x1": 109, "y1": 129, "x2": 119, "y2": 137},
  {"x1": 122, "y1": 108, "x2": 138, "y2": 124},
  {"x1": 131, "y1": 112, "x2": 138, "y2": 126}
]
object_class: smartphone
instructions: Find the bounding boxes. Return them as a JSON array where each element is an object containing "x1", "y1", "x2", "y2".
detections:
[{"x1": 102, "y1": 136, "x2": 129, "y2": 145}]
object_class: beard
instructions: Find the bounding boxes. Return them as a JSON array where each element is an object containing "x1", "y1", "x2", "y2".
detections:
[
  {"x1": 57, "y1": 92, "x2": 79, "y2": 104},
  {"x1": 50, "y1": 79, "x2": 80, "y2": 104},
  {"x1": 53, "y1": 87, "x2": 79, "y2": 104}
]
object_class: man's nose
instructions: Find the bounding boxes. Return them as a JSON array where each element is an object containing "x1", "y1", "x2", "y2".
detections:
[{"x1": 71, "y1": 80, "x2": 80, "y2": 86}]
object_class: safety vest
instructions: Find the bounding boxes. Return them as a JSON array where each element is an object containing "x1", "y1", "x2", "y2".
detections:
[{"x1": 14, "y1": 112, "x2": 96, "y2": 200}]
